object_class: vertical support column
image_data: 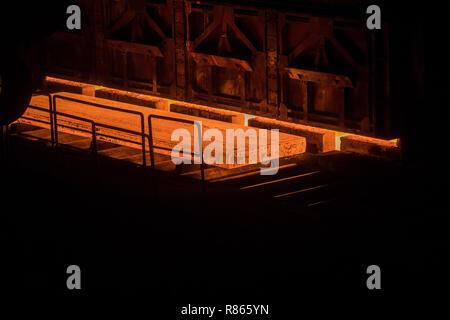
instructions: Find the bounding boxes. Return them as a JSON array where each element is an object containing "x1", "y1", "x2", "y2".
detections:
[
  {"x1": 361, "y1": 29, "x2": 372, "y2": 135},
  {"x1": 207, "y1": 66, "x2": 213, "y2": 104},
  {"x1": 148, "y1": 53, "x2": 158, "y2": 94},
  {"x1": 301, "y1": 81, "x2": 309, "y2": 121},
  {"x1": 91, "y1": 0, "x2": 106, "y2": 83},
  {"x1": 238, "y1": 70, "x2": 247, "y2": 111},
  {"x1": 383, "y1": 22, "x2": 391, "y2": 138},
  {"x1": 121, "y1": 50, "x2": 128, "y2": 89},
  {"x1": 338, "y1": 87, "x2": 346, "y2": 127},
  {"x1": 174, "y1": 0, "x2": 187, "y2": 100},
  {"x1": 266, "y1": 9, "x2": 281, "y2": 119},
  {"x1": 186, "y1": 1, "x2": 195, "y2": 101},
  {"x1": 106, "y1": 43, "x2": 114, "y2": 86},
  {"x1": 360, "y1": 68, "x2": 372, "y2": 134},
  {"x1": 369, "y1": 32, "x2": 377, "y2": 135},
  {"x1": 187, "y1": 57, "x2": 195, "y2": 101}
]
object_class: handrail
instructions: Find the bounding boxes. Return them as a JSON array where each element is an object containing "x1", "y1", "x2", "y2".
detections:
[
  {"x1": 51, "y1": 110, "x2": 98, "y2": 156},
  {"x1": 55, "y1": 110, "x2": 148, "y2": 152},
  {"x1": 148, "y1": 114, "x2": 205, "y2": 189},
  {"x1": 22, "y1": 95, "x2": 54, "y2": 146},
  {"x1": 19, "y1": 94, "x2": 208, "y2": 193},
  {"x1": 52, "y1": 94, "x2": 147, "y2": 167},
  {"x1": 23, "y1": 96, "x2": 147, "y2": 165}
]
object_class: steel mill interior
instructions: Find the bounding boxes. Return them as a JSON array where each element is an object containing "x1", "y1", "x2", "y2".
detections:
[{"x1": 1, "y1": 0, "x2": 441, "y2": 307}]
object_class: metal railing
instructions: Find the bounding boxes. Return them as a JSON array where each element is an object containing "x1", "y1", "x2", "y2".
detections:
[
  {"x1": 19, "y1": 95, "x2": 54, "y2": 146},
  {"x1": 52, "y1": 94, "x2": 148, "y2": 167},
  {"x1": 50, "y1": 110, "x2": 98, "y2": 154},
  {"x1": 15, "y1": 93, "x2": 208, "y2": 192},
  {"x1": 148, "y1": 114, "x2": 205, "y2": 189}
]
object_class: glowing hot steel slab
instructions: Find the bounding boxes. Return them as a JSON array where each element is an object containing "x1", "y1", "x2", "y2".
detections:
[
  {"x1": 340, "y1": 135, "x2": 401, "y2": 160},
  {"x1": 21, "y1": 92, "x2": 306, "y2": 169},
  {"x1": 248, "y1": 116, "x2": 336, "y2": 153}
]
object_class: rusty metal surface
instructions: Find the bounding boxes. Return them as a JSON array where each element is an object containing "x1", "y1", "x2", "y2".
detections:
[{"x1": 44, "y1": 0, "x2": 393, "y2": 138}]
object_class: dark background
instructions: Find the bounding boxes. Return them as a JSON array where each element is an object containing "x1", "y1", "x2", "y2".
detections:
[{"x1": 1, "y1": 0, "x2": 445, "y2": 312}]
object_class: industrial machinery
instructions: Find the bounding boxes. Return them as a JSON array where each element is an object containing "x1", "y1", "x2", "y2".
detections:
[{"x1": 1, "y1": 0, "x2": 422, "y2": 142}]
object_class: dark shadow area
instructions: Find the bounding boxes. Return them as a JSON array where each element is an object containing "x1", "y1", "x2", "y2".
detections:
[
  {"x1": 2, "y1": 126, "x2": 444, "y2": 310},
  {"x1": 1, "y1": 0, "x2": 445, "y2": 313}
]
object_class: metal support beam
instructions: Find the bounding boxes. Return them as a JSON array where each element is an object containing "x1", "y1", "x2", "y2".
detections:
[{"x1": 266, "y1": 9, "x2": 280, "y2": 118}]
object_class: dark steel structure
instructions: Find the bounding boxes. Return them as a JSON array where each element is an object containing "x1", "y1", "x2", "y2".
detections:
[{"x1": 2, "y1": 0, "x2": 424, "y2": 143}]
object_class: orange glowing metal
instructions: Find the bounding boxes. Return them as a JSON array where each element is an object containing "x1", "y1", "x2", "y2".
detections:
[{"x1": 21, "y1": 92, "x2": 306, "y2": 169}]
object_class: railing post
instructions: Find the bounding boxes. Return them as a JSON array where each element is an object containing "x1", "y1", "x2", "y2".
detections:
[
  {"x1": 48, "y1": 94, "x2": 55, "y2": 147},
  {"x1": 91, "y1": 122, "x2": 97, "y2": 153},
  {"x1": 149, "y1": 115, "x2": 207, "y2": 193},
  {"x1": 148, "y1": 116, "x2": 155, "y2": 169},
  {"x1": 140, "y1": 116, "x2": 147, "y2": 167},
  {"x1": 200, "y1": 158, "x2": 205, "y2": 191},
  {"x1": 52, "y1": 95, "x2": 59, "y2": 148},
  {"x1": 147, "y1": 116, "x2": 159, "y2": 197},
  {"x1": 195, "y1": 121, "x2": 205, "y2": 192}
]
